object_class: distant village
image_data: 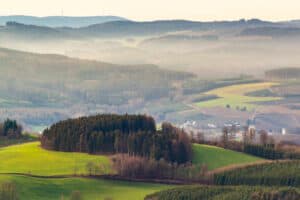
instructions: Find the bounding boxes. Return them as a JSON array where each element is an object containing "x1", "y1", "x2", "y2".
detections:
[{"x1": 179, "y1": 119, "x2": 287, "y2": 142}]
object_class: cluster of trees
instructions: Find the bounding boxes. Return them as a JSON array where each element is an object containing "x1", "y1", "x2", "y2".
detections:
[
  {"x1": 214, "y1": 161, "x2": 300, "y2": 186},
  {"x1": 215, "y1": 126, "x2": 300, "y2": 160},
  {"x1": 112, "y1": 154, "x2": 208, "y2": 181},
  {"x1": 243, "y1": 130, "x2": 300, "y2": 159},
  {"x1": 145, "y1": 186, "x2": 300, "y2": 200},
  {"x1": 41, "y1": 114, "x2": 192, "y2": 164},
  {"x1": 0, "y1": 119, "x2": 22, "y2": 139}
]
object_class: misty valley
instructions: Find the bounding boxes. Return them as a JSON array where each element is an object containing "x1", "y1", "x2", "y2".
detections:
[{"x1": 0, "y1": 14, "x2": 299, "y2": 200}]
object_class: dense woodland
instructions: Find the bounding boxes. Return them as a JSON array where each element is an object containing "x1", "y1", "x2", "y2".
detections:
[{"x1": 41, "y1": 114, "x2": 192, "y2": 164}]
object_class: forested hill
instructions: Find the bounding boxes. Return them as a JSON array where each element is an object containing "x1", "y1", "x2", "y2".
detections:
[
  {"x1": 41, "y1": 114, "x2": 192, "y2": 164},
  {"x1": 0, "y1": 48, "x2": 194, "y2": 107}
]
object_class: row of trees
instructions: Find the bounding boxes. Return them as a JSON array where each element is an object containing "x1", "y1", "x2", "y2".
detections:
[
  {"x1": 0, "y1": 119, "x2": 22, "y2": 139},
  {"x1": 41, "y1": 114, "x2": 192, "y2": 164},
  {"x1": 112, "y1": 154, "x2": 208, "y2": 181}
]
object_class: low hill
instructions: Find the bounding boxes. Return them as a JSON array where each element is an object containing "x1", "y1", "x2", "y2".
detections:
[
  {"x1": 0, "y1": 175, "x2": 170, "y2": 200},
  {"x1": 0, "y1": 22, "x2": 69, "y2": 40},
  {"x1": 0, "y1": 47, "x2": 193, "y2": 107},
  {"x1": 0, "y1": 142, "x2": 111, "y2": 176},
  {"x1": 192, "y1": 144, "x2": 263, "y2": 170},
  {"x1": 0, "y1": 15, "x2": 127, "y2": 27}
]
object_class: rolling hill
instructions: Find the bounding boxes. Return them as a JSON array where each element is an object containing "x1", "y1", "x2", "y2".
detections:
[{"x1": 195, "y1": 82, "x2": 281, "y2": 109}]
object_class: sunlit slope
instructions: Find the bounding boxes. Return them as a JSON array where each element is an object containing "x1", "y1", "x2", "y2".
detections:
[
  {"x1": 195, "y1": 82, "x2": 281, "y2": 109},
  {"x1": 192, "y1": 144, "x2": 263, "y2": 170},
  {"x1": 0, "y1": 175, "x2": 170, "y2": 200},
  {"x1": 0, "y1": 142, "x2": 111, "y2": 176}
]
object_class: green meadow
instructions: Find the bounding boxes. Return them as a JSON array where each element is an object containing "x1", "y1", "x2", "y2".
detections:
[
  {"x1": 192, "y1": 144, "x2": 263, "y2": 170},
  {"x1": 0, "y1": 175, "x2": 171, "y2": 200},
  {"x1": 0, "y1": 142, "x2": 111, "y2": 176}
]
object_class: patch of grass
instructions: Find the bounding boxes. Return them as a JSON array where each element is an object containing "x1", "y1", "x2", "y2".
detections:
[
  {"x1": 195, "y1": 82, "x2": 281, "y2": 109},
  {"x1": 0, "y1": 175, "x2": 171, "y2": 200},
  {"x1": 192, "y1": 144, "x2": 263, "y2": 170},
  {"x1": 0, "y1": 142, "x2": 111, "y2": 176}
]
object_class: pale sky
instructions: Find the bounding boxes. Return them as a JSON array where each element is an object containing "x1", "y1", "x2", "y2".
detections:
[{"x1": 1, "y1": 0, "x2": 300, "y2": 21}]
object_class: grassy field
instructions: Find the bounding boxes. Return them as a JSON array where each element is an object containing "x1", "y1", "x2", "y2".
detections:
[
  {"x1": 195, "y1": 82, "x2": 281, "y2": 109},
  {"x1": 0, "y1": 175, "x2": 171, "y2": 200},
  {"x1": 192, "y1": 144, "x2": 263, "y2": 170},
  {"x1": 0, "y1": 142, "x2": 111, "y2": 176}
]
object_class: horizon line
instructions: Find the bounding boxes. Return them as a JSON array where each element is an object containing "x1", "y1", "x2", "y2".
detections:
[{"x1": 0, "y1": 15, "x2": 299, "y2": 23}]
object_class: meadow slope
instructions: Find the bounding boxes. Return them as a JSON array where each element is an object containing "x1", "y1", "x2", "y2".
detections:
[
  {"x1": 192, "y1": 144, "x2": 263, "y2": 170},
  {"x1": 0, "y1": 142, "x2": 111, "y2": 176}
]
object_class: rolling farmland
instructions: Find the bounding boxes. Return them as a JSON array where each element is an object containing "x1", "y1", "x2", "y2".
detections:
[{"x1": 195, "y1": 82, "x2": 281, "y2": 109}]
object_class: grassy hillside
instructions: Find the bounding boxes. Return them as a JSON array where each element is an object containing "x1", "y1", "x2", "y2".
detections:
[
  {"x1": 192, "y1": 144, "x2": 263, "y2": 170},
  {"x1": 0, "y1": 142, "x2": 111, "y2": 176},
  {"x1": 195, "y1": 82, "x2": 281, "y2": 109},
  {"x1": 0, "y1": 175, "x2": 170, "y2": 200}
]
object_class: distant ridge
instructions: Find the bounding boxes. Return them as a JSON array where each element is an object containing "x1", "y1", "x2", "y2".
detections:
[
  {"x1": 0, "y1": 15, "x2": 127, "y2": 28},
  {"x1": 0, "y1": 18, "x2": 286, "y2": 39}
]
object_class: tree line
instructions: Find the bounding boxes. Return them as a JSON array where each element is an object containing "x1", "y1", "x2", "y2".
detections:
[
  {"x1": 196, "y1": 126, "x2": 300, "y2": 160},
  {"x1": 41, "y1": 114, "x2": 192, "y2": 164},
  {"x1": 112, "y1": 154, "x2": 208, "y2": 181}
]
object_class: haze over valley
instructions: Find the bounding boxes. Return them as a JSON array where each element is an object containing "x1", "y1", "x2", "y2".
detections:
[{"x1": 0, "y1": 3, "x2": 300, "y2": 198}]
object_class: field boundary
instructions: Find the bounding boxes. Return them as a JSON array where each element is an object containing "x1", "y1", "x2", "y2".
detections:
[{"x1": 0, "y1": 173, "x2": 213, "y2": 185}]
